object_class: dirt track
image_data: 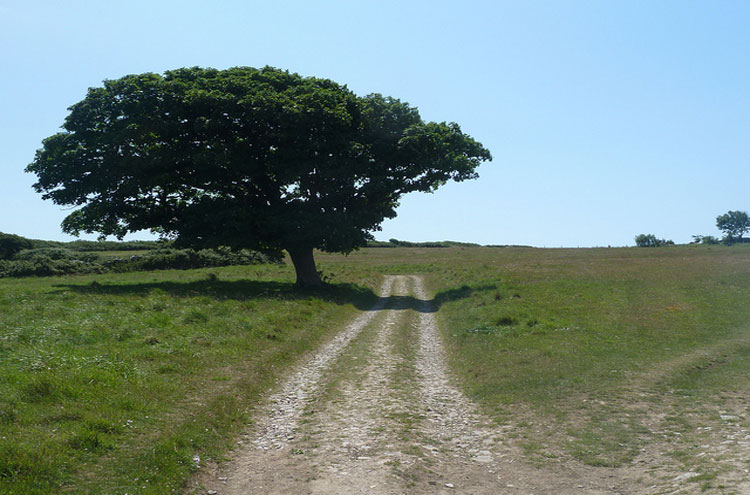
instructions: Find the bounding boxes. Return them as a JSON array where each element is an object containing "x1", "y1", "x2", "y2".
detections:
[{"x1": 190, "y1": 275, "x2": 750, "y2": 495}]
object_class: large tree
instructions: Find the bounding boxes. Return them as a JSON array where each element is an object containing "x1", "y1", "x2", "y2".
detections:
[
  {"x1": 716, "y1": 210, "x2": 750, "y2": 242},
  {"x1": 27, "y1": 67, "x2": 491, "y2": 286}
]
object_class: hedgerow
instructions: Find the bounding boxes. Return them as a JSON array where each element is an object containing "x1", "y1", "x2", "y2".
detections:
[{"x1": 0, "y1": 247, "x2": 280, "y2": 278}]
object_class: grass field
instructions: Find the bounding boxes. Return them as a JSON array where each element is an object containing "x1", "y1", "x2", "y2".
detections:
[
  {"x1": 0, "y1": 264, "x2": 377, "y2": 494},
  {"x1": 2, "y1": 245, "x2": 750, "y2": 493},
  {"x1": 318, "y1": 245, "x2": 750, "y2": 488}
]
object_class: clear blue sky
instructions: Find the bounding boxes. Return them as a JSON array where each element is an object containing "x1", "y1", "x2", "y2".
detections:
[{"x1": 1, "y1": 0, "x2": 748, "y2": 247}]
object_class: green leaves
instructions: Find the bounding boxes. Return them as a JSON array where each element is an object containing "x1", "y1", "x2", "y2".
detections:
[
  {"x1": 716, "y1": 210, "x2": 750, "y2": 242},
  {"x1": 27, "y1": 66, "x2": 492, "y2": 255}
]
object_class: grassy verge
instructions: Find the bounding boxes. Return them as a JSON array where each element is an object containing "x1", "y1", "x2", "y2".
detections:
[{"x1": 0, "y1": 263, "x2": 377, "y2": 494}]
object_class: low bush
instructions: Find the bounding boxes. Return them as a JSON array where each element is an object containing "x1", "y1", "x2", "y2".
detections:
[
  {"x1": 64, "y1": 239, "x2": 168, "y2": 252},
  {"x1": 0, "y1": 247, "x2": 280, "y2": 278},
  {"x1": 0, "y1": 233, "x2": 33, "y2": 260},
  {"x1": 692, "y1": 235, "x2": 720, "y2": 245},
  {"x1": 0, "y1": 258, "x2": 102, "y2": 278},
  {"x1": 14, "y1": 248, "x2": 98, "y2": 262},
  {"x1": 634, "y1": 234, "x2": 674, "y2": 247},
  {"x1": 367, "y1": 238, "x2": 480, "y2": 248},
  {"x1": 105, "y1": 248, "x2": 280, "y2": 272}
]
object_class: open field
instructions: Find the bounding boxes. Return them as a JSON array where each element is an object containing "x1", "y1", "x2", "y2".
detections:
[
  {"x1": 319, "y1": 245, "x2": 750, "y2": 492},
  {"x1": 0, "y1": 264, "x2": 377, "y2": 494},
  {"x1": 2, "y1": 245, "x2": 750, "y2": 493}
]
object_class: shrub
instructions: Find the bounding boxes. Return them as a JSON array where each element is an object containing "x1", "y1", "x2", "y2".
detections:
[
  {"x1": 64, "y1": 239, "x2": 168, "y2": 252},
  {"x1": 0, "y1": 257, "x2": 101, "y2": 278},
  {"x1": 634, "y1": 234, "x2": 673, "y2": 247},
  {"x1": 0, "y1": 233, "x2": 33, "y2": 260},
  {"x1": 14, "y1": 248, "x2": 98, "y2": 262},
  {"x1": 692, "y1": 235, "x2": 720, "y2": 245},
  {"x1": 110, "y1": 248, "x2": 279, "y2": 272},
  {"x1": 0, "y1": 246, "x2": 280, "y2": 278}
]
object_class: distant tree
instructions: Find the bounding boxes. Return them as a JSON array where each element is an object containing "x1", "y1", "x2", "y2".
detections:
[
  {"x1": 716, "y1": 210, "x2": 750, "y2": 243},
  {"x1": 635, "y1": 234, "x2": 673, "y2": 247},
  {"x1": 0, "y1": 233, "x2": 33, "y2": 260},
  {"x1": 635, "y1": 234, "x2": 658, "y2": 247},
  {"x1": 692, "y1": 234, "x2": 720, "y2": 245},
  {"x1": 702, "y1": 235, "x2": 720, "y2": 245},
  {"x1": 26, "y1": 67, "x2": 491, "y2": 286}
]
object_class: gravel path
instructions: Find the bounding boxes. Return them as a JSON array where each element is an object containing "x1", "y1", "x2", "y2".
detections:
[
  {"x1": 251, "y1": 276, "x2": 395, "y2": 452},
  {"x1": 192, "y1": 275, "x2": 723, "y2": 494}
]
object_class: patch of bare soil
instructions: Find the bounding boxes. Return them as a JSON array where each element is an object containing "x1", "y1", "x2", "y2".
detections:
[{"x1": 187, "y1": 275, "x2": 750, "y2": 495}]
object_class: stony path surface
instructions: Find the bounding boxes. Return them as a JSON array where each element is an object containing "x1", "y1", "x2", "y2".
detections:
[{"x1": 191, "y1": 275, "x2": 749, "y2": 495}]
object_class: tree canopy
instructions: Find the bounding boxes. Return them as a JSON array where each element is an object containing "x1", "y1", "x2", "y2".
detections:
[
  {"x1": 716, "y1": 210, "x2": 750, "y2": 242},
  {"x1": 26, "y1": 67, "x2": 491, "y2": 285},
  {"x1": 634, "y1": 234, "x2": 673, "y2": 247}
]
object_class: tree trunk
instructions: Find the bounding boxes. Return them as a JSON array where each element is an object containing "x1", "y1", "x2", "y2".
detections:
[{"x1": 287, "y1": 247, "x2": 323, "y2": 287}]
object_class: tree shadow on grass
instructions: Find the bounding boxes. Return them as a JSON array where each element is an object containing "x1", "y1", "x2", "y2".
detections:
[
  {"x1": 433, "y1": 284, "x2": 496, "y2": 306},
  {"x1": 53, "y1": 280, "x2": 497, "y2": 314},
  {"x1": 383, "y1": 284, "x2": 498, "y2": 313},
  {"x1": 54, "y1": 279, "x2": 379, "y2": 310}
]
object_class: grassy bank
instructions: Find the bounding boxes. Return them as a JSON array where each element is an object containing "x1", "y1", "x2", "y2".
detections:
[{"x1": 0, "y1": 263, "x2": 377, "y2": 494}]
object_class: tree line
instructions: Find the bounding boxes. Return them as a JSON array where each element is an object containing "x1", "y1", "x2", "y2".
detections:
[{"x1": 635, "y1": 210, "x2": 750, "y2": 247}]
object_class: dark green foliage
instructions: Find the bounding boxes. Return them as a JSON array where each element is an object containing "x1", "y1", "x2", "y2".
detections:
[
  {"x1": 635, "y1": 234, "x2": 658, "y2": 247},
  {"x1": 0, "y1": 247, "x2": 102, "y2": 277},
  {"x1": 26, "y1": 66, "x2": 491, "y2": 285},
  {"x1": 701, "y1": 236, "x2": 720, "y2": 245},
  {"x1": 0, "y1": 233, "x2": 33, "y2": 260},
  {"x1": 495, "y1": 315, "x2": 518, "y2": 326},
  {"x1": 0, "y1": 256, "x2": 101, "y2": 278},
  {"x1": 3, "y1": 236, "x2": 164, "y2": 253},
  {"x1": 692, "y1": 235, "x2": 720, "y2": 245},
  {"x1": 634, "y1": 234, "x2": 673, "y2": 247},
  {"x1": 716, "y1": 210, "x2": 750, "y2": 243},
  {"x1": 0, "y1": 247, "x2": 278, "y2": 278},
  {"x1": 104, "y1": 248, "x2": 279, "y2": 272},
  {"x1": 367, "y1": 238, "x2": 481, "y2": 248},
  {"x1": 64, "y1": 239, "x2": 167, "y2": 252},
  {"x1": 388, "y1": 238, "x2": 448, "y2": 248},
  {"x1": 14, "y1": 248, "x2": 98, "y2": 262}
]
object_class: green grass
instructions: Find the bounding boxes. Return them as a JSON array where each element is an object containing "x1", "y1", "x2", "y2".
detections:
[
  {"x1": 4, "y1": 244, "x2": 750, "y2": 492},
  {"x1": 0, "y1": 263, "x2": 377, "y2": 494}
]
